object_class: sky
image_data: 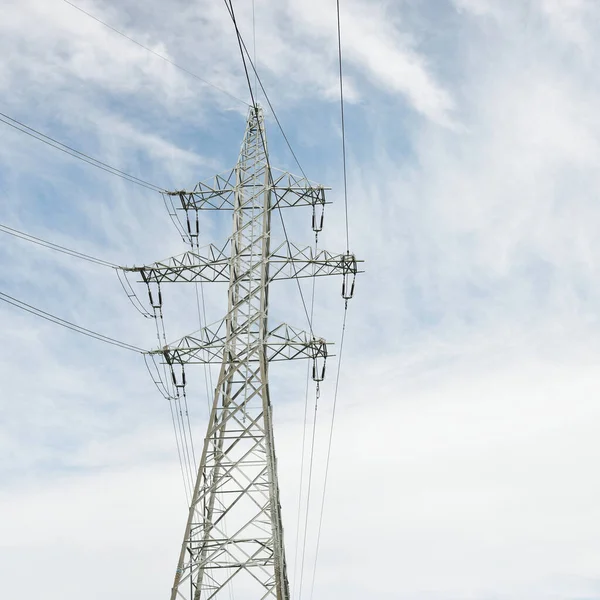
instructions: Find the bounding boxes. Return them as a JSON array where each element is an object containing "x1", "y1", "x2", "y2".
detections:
[{"x1": 2, "y1": 0, "x2": 600, "y2": 598}]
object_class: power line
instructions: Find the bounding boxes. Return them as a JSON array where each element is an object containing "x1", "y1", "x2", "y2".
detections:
[
  {"x1": 221, "y1": 0, "x2": 322, "y2": 344},
  {"x1": 0, "y1": 221, "x2": 156, "y2": 320},
  {"x1": 0, "y1": 290, "x2": 145, "y2": 353},
  {"x1": 221, "y1": 5, "x2": 358, "y2": 599},
  {"x1": 168, "y1": 395, "x2": 192, "y2": 505},
  {"x1": 292, "y1": 239, "x2": 319, "y2": 600},
  {"x1": 62, "y1": 0, "x2": 249, "y2": 108},
  {"x1": 223, "y1": 0, "x2": 315, "y2": 336},
  {"x1": 336, "y1": 0, "x2": 351, "y2": 254},
  {"x1": 252, "y1": 0, "x2": 258, "y2": 97},
  {"x1": 308, "y1": 305, "x2": 348, "y2": 600},
  {"x1": 336, "y1": 0, "x2": 350, "y2": 254},
  {"x1": 155, "y1": 307, "x2": 197, "y2": 503},
  {"x1": 117, "y1": 270, "x2": 155, "y2": 319},
  {"x1": 223, "y1": 1, "x2": 257, "y2": 110},
  {"x1": 292, "y1": 359, "x2": 312, "y2": 599},
  {"x1": 297, "y1": 382, "x2": 319, "y2": 600},
  {"x1": 249, "y1": 68, "x2": 310, "y2": 182},
  {"x1": 308, "y1": 6, "x2": 353, "y2": 594},
  {"x1": 0, "y1": 222, "x2": 119, "y2": 268},
  {"x1": 0, "y1": 221, "x2": 155, "y2": 319},
  {"x1": 224, "y1": 7, "x2": 356, "y2": 597},
  {"x1": 0, "y1": 111, "x2": 166, "y2": 192},
  {"x1": 222, "y1": 1, "x2": 309, "y2": 181}
]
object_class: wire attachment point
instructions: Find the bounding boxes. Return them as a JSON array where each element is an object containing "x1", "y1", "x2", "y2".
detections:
[
  {"x1": 341, "y1": 252, "x2": 357, "y2": 301},
  {"x1": 169, "y1": 363, "x2": 187, "y2": 397},
  {"x1": 312, "y1": 193, "x2": 325, "y2": 236},
  {"x1": 311, "y1": 338, "x2": 327, "y2": 382},
  {"x1": 185, "y1": 208, "x2": 200, "y2": 249},
  {"x1": 140, "y1": 270, "x2": 163, "y2": 311}
]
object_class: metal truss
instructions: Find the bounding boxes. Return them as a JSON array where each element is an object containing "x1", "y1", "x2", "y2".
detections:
[
  {"x1": 124, "y1": 243, "x2": 361, "y2": 285},
  {"x1": 125, "y1": 104, "x2": 359, "y2": 599},
  {"x1": 151, "y1": 322, "x2": 329, "y2": 367},
  {"x1": 167, "y1": 167, "x2": 330, "y2": 211},
  {"x1": 164, "y1": 166, "x2": 330, "y2": 245}
]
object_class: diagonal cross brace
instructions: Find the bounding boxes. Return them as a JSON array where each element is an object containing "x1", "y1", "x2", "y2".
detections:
[
  {"x1": 149, "y1": 322, "x2": 330, "y2": 366},
  {"x1": 168, "y1": 167, "x2": 330, "y2": 211},
  {"x1": 122, "y1": 245, "x2": 361, "y2": 285},
  {"x1": 123, "y1": 244, "x2": 229, "y2": 284}
]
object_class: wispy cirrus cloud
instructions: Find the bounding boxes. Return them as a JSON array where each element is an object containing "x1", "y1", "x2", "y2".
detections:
[{"x1": 2, "y1": 0, "x2": 600, "y2": 599}]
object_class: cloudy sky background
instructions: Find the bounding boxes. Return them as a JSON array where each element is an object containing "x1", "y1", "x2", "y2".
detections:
[{"x1": 2, "y1": 0, "x2": 600, "y2": 598}]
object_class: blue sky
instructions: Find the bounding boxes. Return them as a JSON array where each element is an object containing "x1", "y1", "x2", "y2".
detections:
[{"x1": 2, "y1": 0, "x2": 600, "y2": 598}]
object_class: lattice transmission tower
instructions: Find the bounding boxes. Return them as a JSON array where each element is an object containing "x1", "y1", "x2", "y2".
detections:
[{"x1": 124, "y1": 105, "x2": 359, "y2": 599}]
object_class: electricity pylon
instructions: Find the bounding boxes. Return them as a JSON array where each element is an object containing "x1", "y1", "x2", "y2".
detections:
[{"x1": 124, "y1": 105, "x2": 359, "y2": 599}]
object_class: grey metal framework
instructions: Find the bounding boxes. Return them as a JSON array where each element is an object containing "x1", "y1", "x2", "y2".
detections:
[{"x1": 125, "y1": 105, "x2": 360, "y2": 599}]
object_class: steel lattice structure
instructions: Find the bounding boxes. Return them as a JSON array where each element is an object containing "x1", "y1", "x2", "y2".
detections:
[{"x1": 124, "y1": 105, "x2": 360, "y2": 599}]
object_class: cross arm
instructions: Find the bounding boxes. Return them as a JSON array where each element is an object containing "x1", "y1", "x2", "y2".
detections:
[
  {"x1": 269, "y1": 242, "x2": 362, "y2": 281},
  {"x1": 165, "y1": 168, "x2": 330, "y2": 212},
  {"x1": 168, "y1": 170, "x2": 237, "y2": 210},
  {"x1": 147, "y1": 320, "x2": 228, "y2": 365},
  {"x1": 266, "y1": 323, "x2": 329, "y2": 362},
  {"x1": 122, "y1": 244, "x2": 230, "y2": 285},
  {"x1": 270, "y1": 169, "x2": 330, "y2": 210},
  {"x1": 121, "y1": 243, "x2": 361, "y2": 287},
  {"x1": 148, "y1": 321, "x2": 330, "y2": 367}
]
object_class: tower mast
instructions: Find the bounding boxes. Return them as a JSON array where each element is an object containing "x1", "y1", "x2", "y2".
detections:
[
  {"x1": 172, "y1": 105, "x2": 288, "y2": 599},
  {"x1": 124, "y1": 105, "x2": 359, "y2": 598}
]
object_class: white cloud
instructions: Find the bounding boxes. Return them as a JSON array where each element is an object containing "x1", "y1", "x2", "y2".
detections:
[
  {"x1": 539, "y1": 0, "x2": 596, "y2": 48},
  {"x1": 284, "y1": 0, "x2": 454, "y2": 123},
  {"x1": 3, "y1": 0, "x2": 600, "y2": 598},
  {"x1": 3, "y1": 335, "x2": 600, "y2": 599}
]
